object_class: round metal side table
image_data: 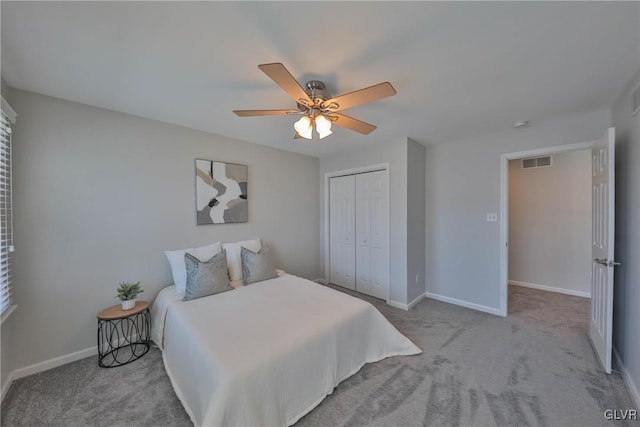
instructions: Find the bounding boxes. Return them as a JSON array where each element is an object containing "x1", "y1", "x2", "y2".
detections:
[{"x1": 97, "y1": 301, "x2": 150, "y2": 368}]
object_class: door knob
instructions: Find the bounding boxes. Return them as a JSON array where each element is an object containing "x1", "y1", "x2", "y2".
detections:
[{"x1": 594, "y1": 258, "x2": 623, "y2": 267}]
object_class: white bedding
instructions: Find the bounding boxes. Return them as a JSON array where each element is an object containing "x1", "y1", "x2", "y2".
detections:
[{"x1": 154, "y1": 274, "x2": 421, "y2": 426}]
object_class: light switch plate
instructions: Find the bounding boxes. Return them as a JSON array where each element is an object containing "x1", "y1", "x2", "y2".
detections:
[{"x1": 487, "y1": 213, "x2": 498, "y2": 222}]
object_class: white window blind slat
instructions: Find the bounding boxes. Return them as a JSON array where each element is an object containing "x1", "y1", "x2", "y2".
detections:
[{"x1": 0, "y1": 106, "x2": 15, "y2": 315}]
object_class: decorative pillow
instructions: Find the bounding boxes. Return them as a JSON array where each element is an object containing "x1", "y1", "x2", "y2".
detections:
[
  {"x1": 183, "y1": 251, "x2": 232, "y2": 301},
  {"x1": 165, "y1": 241, "x2": 222, "y2": 295},
  {"x1": 223, "y1": 238, "x2": 262, "y2": 281},
  {"x1": 241, "y1": 246, "x2": 277, "y2": 285}
]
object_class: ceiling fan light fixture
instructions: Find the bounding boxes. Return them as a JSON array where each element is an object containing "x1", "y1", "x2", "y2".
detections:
[
  {"x1": 315, "y1": 114, "x2": 332, "y2": 132},
  {"x1": 294, "y1": 116, "x2": 313, "y2": 139},
  {"x1": 317, "y1": 128, "x2": 333, "y2": 139}
]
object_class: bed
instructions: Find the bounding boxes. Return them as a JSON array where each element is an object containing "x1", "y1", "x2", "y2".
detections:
[{"x1": 151, "y1": 273, "x2": 421, "y2": 427}]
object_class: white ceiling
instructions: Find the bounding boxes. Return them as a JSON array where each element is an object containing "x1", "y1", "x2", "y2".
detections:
[{"x1": 2, "y1": 2, "x2": 639, "y2": 158}]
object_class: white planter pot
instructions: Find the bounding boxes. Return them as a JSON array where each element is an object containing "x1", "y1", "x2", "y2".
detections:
[{"x1": 121, "y1": 299, "x2": 136, "y2": 310}]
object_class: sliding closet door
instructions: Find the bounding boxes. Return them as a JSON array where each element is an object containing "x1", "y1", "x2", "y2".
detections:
[
  {"x1": 356, "y1": 170, "x2": 389, "y2": 299},
  {"x1": 329, "y1": 175, "x2": 356, "y2": 290}
]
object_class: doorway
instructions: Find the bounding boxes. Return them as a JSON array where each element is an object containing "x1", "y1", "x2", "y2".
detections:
[
  {"x1": 499, "y1": 140, "x2": 596, "y2": 316},
  {"x1": 499, "y1": 129, "x2": 617, "y2": 373},
  {"x1": 508, "y1": 149, "x2": 592, "y2": 298},
  {"x1": 506, "y1": 149, "x2": 592, "y2": 334}
]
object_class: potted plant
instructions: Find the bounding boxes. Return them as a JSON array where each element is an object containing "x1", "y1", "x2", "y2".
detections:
[{"x1": 116, "y1": 281, "x2": 144, "y2": 310}]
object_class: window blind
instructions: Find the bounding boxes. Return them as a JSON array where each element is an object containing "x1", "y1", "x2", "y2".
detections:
[{"x1": 0, "y1": 109, "x2": 14, "y2": 315}]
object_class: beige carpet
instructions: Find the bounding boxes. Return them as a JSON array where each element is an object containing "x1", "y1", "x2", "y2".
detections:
[{"x1": 1, "y1": 285, "x2": 636, "y2": 426}]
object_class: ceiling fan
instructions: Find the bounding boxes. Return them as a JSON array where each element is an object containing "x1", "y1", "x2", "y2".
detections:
[{"x1": 233, "y1": 63, "x2": 397, "y2": 140}]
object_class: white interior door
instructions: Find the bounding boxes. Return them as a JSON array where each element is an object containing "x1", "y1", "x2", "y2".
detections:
[
  {"x1": 355, "y1": 173, "x2": 373, "y2": 296},
  {"x1": 369, "y1": 170, "x2": 389, "y2": 300},
  {"x1": 354, "y1": 170, "x2": 389, "y2": 299},
  {"x1": 329, "y1": 175, "x2": 355, "y2": 290},
  {"x1": 589, "y1": 127, "x2": 616, "y2": 374}
]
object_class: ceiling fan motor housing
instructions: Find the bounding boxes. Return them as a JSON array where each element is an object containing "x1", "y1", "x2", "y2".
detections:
[
  {"x1": 305, "y1": 80, "x2": 330, "y2": 100},
  {"x1": 297, "y1": 80, "x2": 333, "y2": 113}
]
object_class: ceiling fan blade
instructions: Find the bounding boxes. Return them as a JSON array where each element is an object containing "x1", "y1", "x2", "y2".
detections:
[
  {"x1": 331, "y1": 113, "x2": 377, "y2": 135},
  {"x1": 233, "y1": 109, "x2": 298, "y2": 117},
  {"x1": 258, "y1": 63, "x2": 311, "y2": 104},
  {"x1": 323, "y1": 82, "x2": 396, "y2": 112}
]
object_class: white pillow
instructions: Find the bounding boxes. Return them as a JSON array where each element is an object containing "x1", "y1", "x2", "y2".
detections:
[
  {"x1": 222, "y1": 238, "x2": 262, "y2": 281},
  {"x1": 165, "y1": 241, "x2": 222, "y2": 294}
]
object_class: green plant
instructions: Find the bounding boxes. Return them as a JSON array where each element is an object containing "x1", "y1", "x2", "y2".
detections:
[{"x1": 115, "y1": 281, "x2": 144, "y2": 301}]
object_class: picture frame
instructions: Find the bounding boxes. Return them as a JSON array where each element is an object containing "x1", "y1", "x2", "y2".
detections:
[{"x1": 195, "y1": 159, "x2": 248, "y2": 225}]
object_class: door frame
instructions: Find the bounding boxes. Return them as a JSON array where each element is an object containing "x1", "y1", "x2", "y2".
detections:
[
  {"x1": 499, "y1": 141, "x2": 597, "y2": 317},
  {"x1": 324, "y1": 163, "x2": 390, "y2": 301}
]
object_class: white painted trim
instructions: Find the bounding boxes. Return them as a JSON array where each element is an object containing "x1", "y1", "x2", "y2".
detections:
[
  {"x1": 508, "y1": 281, "x2": 590, "y2": 298},
  {"x1": 323, "y1": 163, "x2": 391, "y2": 301},
  {"x1": 1, "y1": 97, "x2": 17, "y2": 123},
  {"x1": 386, "y1": 293, "x2": 425, "y2": 311},
  {"x1": 425, "y1": 292, "x2": 502, "y2": 316},
  {"x1": 613, "y1": 347, "x2": 640, "y2": 410},
  {"x1": 1, "y1": 345, "x2": 98, "y2": 403},
  {"x1": 407, "y1": 293, "x2": 426, "y2": 309},
  {"x1": 12, "y1": 346, "x2": 97, "y2": 381},
  {"x1": 499, "y1": 139, "x2": 598, "y2": 317},
  {"x1": 386, "y1": 300, "x2": 408, "y2": 310},
  {"x1": 1, "y1": 371, "x2": 13, "y2": 402}
]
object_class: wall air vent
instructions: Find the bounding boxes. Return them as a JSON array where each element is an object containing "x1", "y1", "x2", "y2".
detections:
[
  {"x1": 536, "y1": 156, "x2": 552, "y2": 167},
  {"x1": 522, "y1": 156, "x2": 553, "y2": 169},
  {"x1": 633, "y1": 84, "x2": 640, "y2": 117}
]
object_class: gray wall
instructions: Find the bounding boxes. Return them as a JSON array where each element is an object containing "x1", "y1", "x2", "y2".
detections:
[
  {"x1": 1, "y1": 79, "x2": 9, "y2": 101},
  {"x1": 425, "y1": 109, "x2": 610, "y2": 311},
  {"x1": 407, "y1": 139, "x2": 426, "y2": 303},
  {"x1": 612, "y1": 67, "x2": 640, "y2": 401},
  {"x1": 5, "y1": 89, "x2": 320, "y2": 372},
  {"x1": 319, "y1": 138, "x2": 408, "y2": 304},
  {"x1": 508, "y1": 150, "x2": 592, "y2": 295}
]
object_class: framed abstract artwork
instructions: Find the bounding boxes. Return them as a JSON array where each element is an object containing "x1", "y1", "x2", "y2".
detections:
[{"x1": 195, "y1": 159, "x2": 248, "y2": 225}]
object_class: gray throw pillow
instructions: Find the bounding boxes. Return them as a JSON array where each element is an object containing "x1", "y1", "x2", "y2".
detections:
[
  {"x1": 183, "y1": 251, "x2": 232, "y2": 301},
  {"x1": 241, "y1": 246, "x2": 277, "y2": 285}
]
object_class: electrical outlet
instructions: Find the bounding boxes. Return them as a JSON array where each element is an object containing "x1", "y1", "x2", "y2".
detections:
[
  {"x1": 487, "y1": 213, "x2": 498, "y2": 222},
  {"x1": 415, "y1": 274, "x2": 419, "y2": 284}
]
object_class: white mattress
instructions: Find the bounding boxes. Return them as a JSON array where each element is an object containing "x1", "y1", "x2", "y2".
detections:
[{"x1": 153, "y1": 274, "x2": 421, "y2": 426}]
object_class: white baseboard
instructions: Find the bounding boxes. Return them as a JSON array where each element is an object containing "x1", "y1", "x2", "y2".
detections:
[
  {"x1": 1, "y1": 371, "x2": 13, "y2": 402},
  {"x1": 387, "y1": 293, "x2": 426, "y2": 311},
  {"x1": 407, "y1": 293, "x2": 426, "y2": 310},
  {"x1": 13, "y1": 345, "x2": 97, "y2": 381},
  {"x1": 613, "y1": 347, "x2": 640, "y2": 410},
  {"x1": 1, "y1": 345, "x2": 98, "y2": 403},
  {"x1": 509, "y1": 280, "x2": 590, "y2": 298},
  {"x1": 386, "y1": 300, "x2": 408, "y2": 310},
  {"x1": 425, "y1": 291, "x2": 502, "y2": 316}
]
